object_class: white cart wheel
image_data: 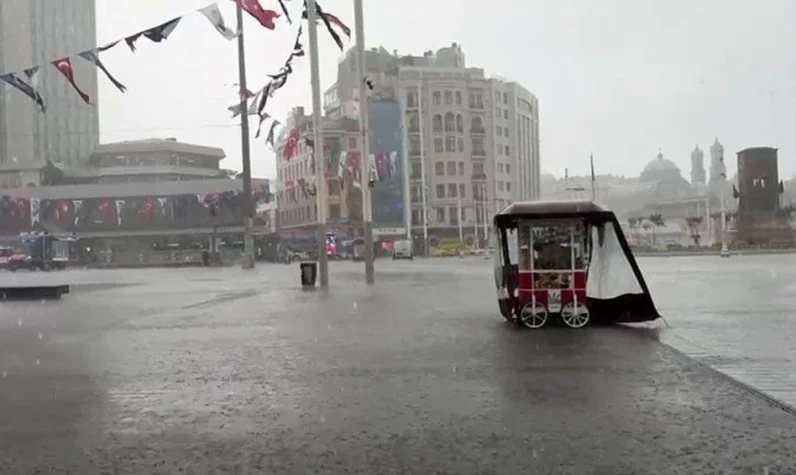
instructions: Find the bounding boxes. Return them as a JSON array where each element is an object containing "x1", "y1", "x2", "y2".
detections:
[
  {"x1": 561, "y1": 301, "x2": 590, "y2": 329},
  {"x1": 519, "y1": 301, "x2": 548, "y2": 329}
]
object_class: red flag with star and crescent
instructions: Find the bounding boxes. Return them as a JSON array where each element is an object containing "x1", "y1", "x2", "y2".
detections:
[
  {"x1": 52, "y1": 57, "x2": 91, "y2": 104},
  {"x1": 237, "y1": 0, "x2": 279, "y2": 30}
]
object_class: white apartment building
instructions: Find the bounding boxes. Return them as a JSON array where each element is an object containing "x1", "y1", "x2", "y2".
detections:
[
  {"x1": 324, "y1": 43, "x2": 539, "y2": 242},
  {"x1": 0, "y1": 0, "x2": 99, "y2": 187}
]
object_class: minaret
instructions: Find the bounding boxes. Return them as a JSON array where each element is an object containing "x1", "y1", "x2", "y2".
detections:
[
  {"x1": 708, "y1": 137, "x2": 726, "y2": 198},
  {"x1": 691, "y1": 144, "x2": 706, "y2": 186}
]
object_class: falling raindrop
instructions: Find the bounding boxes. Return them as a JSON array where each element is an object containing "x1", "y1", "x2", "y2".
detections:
[
  {"x1": 353, "y1": 301, "x2": 358, "y2": 309},
  {"x1": 38, "y1": 332, "x2": 43, "y2": 340},
  {"x1": 320, "y1": 415, "x2": 326, "y2": 424},
  {"x1": 1, "y1": 372, "x2": 6, "y2": 379},
  {"x1": 17, "y1": 319, "x2": 22, "y2": 326},
  {"x1": 36, "y1": 359, "x2": 40, "y2": 366}
]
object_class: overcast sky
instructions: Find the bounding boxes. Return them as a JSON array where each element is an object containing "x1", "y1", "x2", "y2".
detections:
[{"x1": 94, "y1": 0, "x2": 796, "y2": 180}]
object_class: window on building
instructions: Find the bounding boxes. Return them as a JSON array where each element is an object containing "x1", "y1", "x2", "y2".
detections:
[
  {"x1": 470, "y1": 116, "x2": 483, "y2": 132},
  {"x1": 411, "y1": 161, "x2": 422, "y2": 179},
  {"x1": 456, "y1": 114, "x2": 463, "y2": 132},
  {"x1": 505, "y1": 164, "x2": 511, "y2": 174},
  {"x1": 504, "y1": 127, "x2": 509, "y2": 137},
  {"x1": 407, "y1": 90, "x2": 418, "y2": 108},
  {"x1": 455, "y1": 91, "x2": 462, "y2": 105},
  {"x1": 496, "y1": 107, "x2": 501, "y2": 117},
  {"x1": 447, "y1": 160, "x2": 456, "y2": 175},
  {"x1": 330, "y1": 204, "x2": 341, "y2": 220},
  {"x1": 498, "y1": 163, "x2": 504, "y2": 173},
  {"x1": 411, "y1": 208, "x2": 421, "y2": 225},
  {"x1": 436, "y1": 207, "x2": 445, "y2": 222},
  {"x1": 503, "y1": 92, "x2": 508, "y2": 104},
  {"x1": 444, "y1": 90, "x2": 453, "y2": 105},
  {"x1": 409, "y1": 137, "x2": 420, "y2": 155},
  {"x1": 497, "y1": 146, "x2": 503, "y2": 155},
  {"x1": 444, "y1": 112, "x2": 455, "y2": 132},
  {"x1": 434, "y1": 138, "x2": 443, "y2": 152},
  {"x1": 459, "y1": 183, "x2": 466, "y2": 197},
  {"x1": 436, "y1": 184, "x2": 445, "y2": 198},
  {"x1": 349, "y1": 137, "x2": 357, "y2": 149},
  {"x1": 458, "y1": 162, "x2": 464, "y2": 175},
  {"x1": 496, "y1": 126, "x2": 502, "y2": 136},
  {"x1": 457, "y1": 138, "x2": 464, "y2": 152},
  {"x1": 432, "y1": 114, "x2": 442, "y2": 132},
  {"x1": 432, "y1": 91, "x2": 441, "y2": 105},
  {"x1": 408, "y1": 113, "x2": 419, "y2": 132},
  {"x1": 473, "y1": 162, "x2": 484, "y2": 176},
  {"x1": 435, "y1": 161, "x2": 444, "y2": 175},
  {"x1": 475, "y1": 92, "x2": 484, "y2": 108},
  {"x1": 503, "y1": 109, "x2": 508, "y2": 119},
  {"x1": 495, "y1": 91, "x2": 500, "y2": 101},
  {"x1": 445, "y1": 136, "x2": 456, "y2": 152},
  {"x1": 449, "y1": 207, "x2": 458, "y2": 225},
  {"x1": 506, "y1": 182, "x2": 512, "y2": 192},
  {"x1": 505, "y1": 145, "x2": 510, "y2": 155},
  {"x1": 472, "y1": 138, "x2": 485, "y2": 155},
  {"x1": 461, "y1": 207, "x2": 466, "y2": 221},
  {"x1": 448, "y1": 183, "x2": 457, "y2": 197}
]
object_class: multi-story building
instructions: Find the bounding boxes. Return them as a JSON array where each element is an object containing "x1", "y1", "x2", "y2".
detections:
[
  {"x1": 275, "y1": 107, "x2": 360, "y2": 248},
  {"x1": 0, "y1": 0, "x2": 99, "y2": 186},
  {"x1": 324, "y1": 43, "x2": 539, "y2": 244}
]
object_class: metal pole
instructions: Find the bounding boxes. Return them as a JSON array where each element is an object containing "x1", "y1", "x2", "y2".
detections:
[
  {"x1": 481, "y1": 183, "x2": 488, "y2": 243},
  {"x1": 307, "y1": 0, "x2": 329, "y2": 287},
  {"x1": 235, "y1": 1, "x2": 254, "y2": 269},
  {"x1": 457, "y1": 196, "x2": 463, "y2": 243},
  {"x1": 354, "y1": 0, "x2": 374, "y2": 285},
  {"x1": 473, "y1": 196, "x2": 479, "y2": 249},
  {"x1": 417, "y1": 78, "x2": 429, "y2": 257}
]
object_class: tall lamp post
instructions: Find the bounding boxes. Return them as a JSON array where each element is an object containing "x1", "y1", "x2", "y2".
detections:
[
  {"x1": 306, "y1": 0, "x2": 329, "y2": 287},
  {"x1": 235, "y1": 0, "x2": 255, "y2": 269},
  {"x1": 354, "y1": 0, "x2": 374, "y2": 285}
]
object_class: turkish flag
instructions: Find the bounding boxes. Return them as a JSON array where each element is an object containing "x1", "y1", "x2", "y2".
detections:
[
  {"x1": 52, "y1": 57, "x2": 91, "y2": 104},
  {"x1": 237, "y1": 0, "x2": 279, "y2": 30},
  {"x1": 283, "y1": 129, "x2": 300, "y2": 161}
]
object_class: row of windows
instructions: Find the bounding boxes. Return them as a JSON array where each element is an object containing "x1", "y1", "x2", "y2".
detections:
[
  {"x1": 409, "y1": 161, "x2": 486, "y2": 179},
  {"x1": 408, "y1": 136, "x2": 487, "y2": 156},
  {"x1": 406, "y1": 90, "x2": 486, "y2": 109},
  {"x1": 410, "y1": 207, "x2": 489, "y2": 226}
]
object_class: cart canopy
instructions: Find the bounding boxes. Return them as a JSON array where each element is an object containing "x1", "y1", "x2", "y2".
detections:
[{"x1": 494, "y1": 200, "x2": 660, "y2": 323}]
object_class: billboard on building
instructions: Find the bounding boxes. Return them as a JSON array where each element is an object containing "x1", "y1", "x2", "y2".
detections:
[{"x1": 368, "y1": 98, "x2": 406, "y2": 233}]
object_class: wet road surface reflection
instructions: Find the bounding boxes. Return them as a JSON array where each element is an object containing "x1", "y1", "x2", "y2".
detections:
[{"x1": 0, "y1": 258, "x2": 794, "y2": 473}]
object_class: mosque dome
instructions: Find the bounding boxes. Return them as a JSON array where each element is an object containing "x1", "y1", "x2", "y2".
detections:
[{"x1": 641, "y1": 150, "x2": 682, "y2": 177}]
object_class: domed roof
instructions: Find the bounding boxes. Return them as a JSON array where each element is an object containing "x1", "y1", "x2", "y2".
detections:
[{"x1": 642, "y1": 150, "x2": 681, "y2": 174}]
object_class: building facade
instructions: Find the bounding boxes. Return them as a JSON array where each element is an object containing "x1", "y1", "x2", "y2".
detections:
[
  {"x1": 0, "y1": 0, "x2": 99, "y2": 186},
  {"x1": 324, "y1": 43, "x2": 540, "y2": 244}
]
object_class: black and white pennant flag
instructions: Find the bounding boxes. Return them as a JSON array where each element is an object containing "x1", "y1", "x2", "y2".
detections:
[
  {"x1": 79, "y1": 49, "x2": 127, "y2": 92},
  {"x1": 0, "y1": 73, "x2": 46, "y2": 112},
  {"x1": 200, "y1": 4, "x2": 238, "y2": 40}
]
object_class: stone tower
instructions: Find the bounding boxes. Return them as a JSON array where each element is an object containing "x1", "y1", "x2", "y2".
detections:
[{"x1": 690, "y1": 144, "x2": 706, "y2": 186}]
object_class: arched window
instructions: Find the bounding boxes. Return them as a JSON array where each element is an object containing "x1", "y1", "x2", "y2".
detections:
[
  {"x1": 455, "y1": 114, "x2": 463, "y2": 132},
  {"x1": 444, "y1": 112, "x2": 455, "y2": 132},
  {"x1": 432, "y1": 114, "x2": 443, "y2": 133}
]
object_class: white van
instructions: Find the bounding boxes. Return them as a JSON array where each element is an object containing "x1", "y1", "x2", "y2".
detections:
[{"x1": 392, "y1": 239, "x2": 413, "y2": 260}]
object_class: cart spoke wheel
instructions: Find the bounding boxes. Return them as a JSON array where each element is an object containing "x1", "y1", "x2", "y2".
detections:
[
  {"x1": 561, "y1": 301, "x2": 590, "y2": 329},
  {"x1": 520, "y1": 301, "x2": 548, "y2": 329}
]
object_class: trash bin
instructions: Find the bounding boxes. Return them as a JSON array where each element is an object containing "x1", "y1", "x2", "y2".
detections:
[{"x1": 300, "y1": 261, "x2": 317, "y2": 287}]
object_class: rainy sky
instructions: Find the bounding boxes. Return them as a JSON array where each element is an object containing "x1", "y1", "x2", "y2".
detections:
[{"x1": 95, "y1": 0, "x2": 796, "y2": 179}]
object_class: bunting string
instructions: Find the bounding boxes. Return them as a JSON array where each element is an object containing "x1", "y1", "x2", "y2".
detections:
[{"x1": 0, "y1": 0, "x2": 350, "y2": 145}]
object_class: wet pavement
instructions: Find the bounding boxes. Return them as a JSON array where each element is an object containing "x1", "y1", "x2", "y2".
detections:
[{"x1": 0, "y1": 259, "x2": 795, "y2": 473}]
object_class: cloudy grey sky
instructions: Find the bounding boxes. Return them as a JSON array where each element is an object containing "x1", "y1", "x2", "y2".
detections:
[{"x1": 95, "y1": 0, "x2": 796, "y2": 180}]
